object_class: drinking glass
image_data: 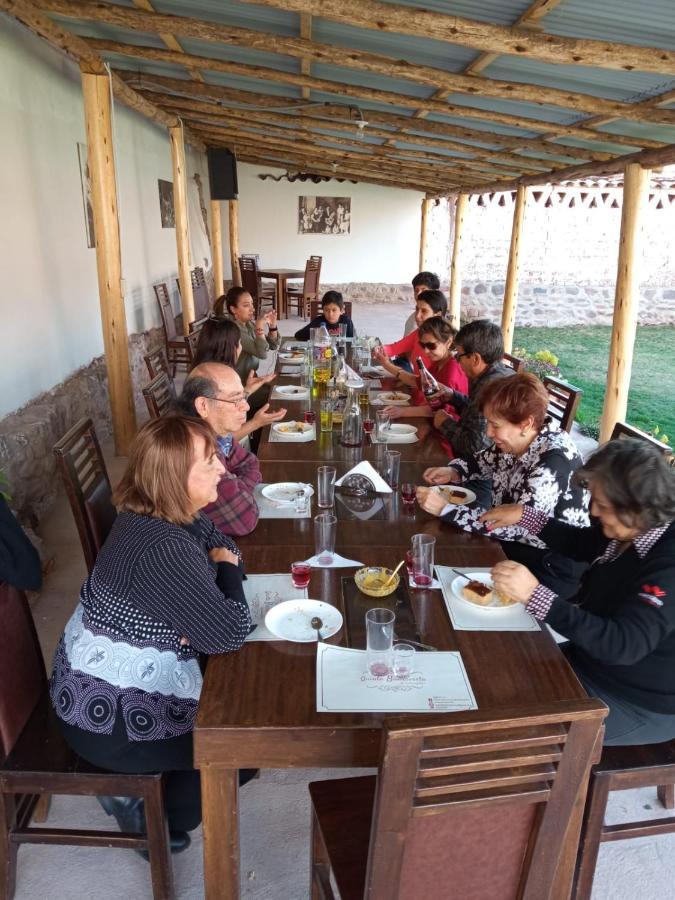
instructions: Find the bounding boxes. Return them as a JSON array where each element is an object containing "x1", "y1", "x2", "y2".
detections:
[
  {"x1": 375, "y1": 410, "x2": 390, "y2": 442},
  {"x1": 317, "y1": 466, "x2": 336, "y2": 508},
  {"x1": 366, "y1": 608, "x2": 395, "y2": 677},
  {"x1": 358, "y1": 387, "x2": 369, "y2": 409},
  {"x1": 411, "y1": 534, "x2": 436, "y2": 588},
  {"x1": 303, "y1": 409, "x2": 316, "y2": 425},
  {"x1": 385, "y1": 450, "x2": 401, "y2": 490},
  {"x1": 291, "y1": 561, "x2": 311, "y2": 590},
  {"x1": 294, "y1": 487, "x2": 310, "y2": 516},
  {"x1": 362, "y1": 417, "x2": 374, "y2": 436},
  {"x1": 320, "y1": 400, "x2": 333, "y2": 433},
  {"x1": 393, "y1": 643, "x2": 415, "y2": 678},
  {"x1": 405, "y1": 549, "x2": 414, "y2": 577},
  {"x1": 401, "y1": 482, "x2": 416, "y2": 504},
  {"x1": 314, "y1": 513, "x2": 337, "y2": 565}
]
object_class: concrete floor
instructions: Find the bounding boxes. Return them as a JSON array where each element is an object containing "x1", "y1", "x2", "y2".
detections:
[{"x1": 16, "y1": 304, "x2": 674, "y2": 899}]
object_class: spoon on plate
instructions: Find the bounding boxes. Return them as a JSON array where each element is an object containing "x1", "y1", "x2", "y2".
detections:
[{"x1": 311, "y1": 616, "x2": 323, "y2": 640}]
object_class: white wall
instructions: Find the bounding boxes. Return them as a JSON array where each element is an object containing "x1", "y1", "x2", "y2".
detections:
[
  {"x1": 0, "y1": 17, "x2": 210, "y2": 418},
  {"x1": 221, "y1": 163, "x2": 424, "y2": 283}
]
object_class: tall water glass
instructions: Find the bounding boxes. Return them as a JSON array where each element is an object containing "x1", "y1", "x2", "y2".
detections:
[
  {"x1": 314, "y1": 513, "x2": 337, "y2": 565},
  {"x1": 384, "y1": 450, "x2": 401, "y2": 490},
  {"x1": 411, "y1": 534, "x2": 436, "y2": 587},
  {"x1": 317, "y1": 466, "x2": 336, "y2": 508},
  {"x1": 366, "y1": 608, "x2": 395, "y2": 677},
  {"x1": 375, "y1": 410, "x2": 390, "y2": 442}
]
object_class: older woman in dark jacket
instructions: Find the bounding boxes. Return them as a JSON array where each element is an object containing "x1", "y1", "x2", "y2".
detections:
[{"x1": 489, "y1": 439, "x2": 675, "y2": 746}]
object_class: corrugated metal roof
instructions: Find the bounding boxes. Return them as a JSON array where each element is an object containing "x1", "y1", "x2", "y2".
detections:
[
  {"x1": 377, "y1": 0, "x2": 533, "y2": 27},
  {"x1": 153, "y1": 0, "x2": 298, "y2": 35},
  {"x1": 310, "y1": 62, "x2": 438, "y2": 99},
  {"x1": 444, "y1": 93, "x2": 584, "y2": 126},
  {"x1": 543, "y1": 0, "x2": 675, "y2": 52},
  {"x1": 424, "y1": 112, "x2": 541, "y2": 139}
]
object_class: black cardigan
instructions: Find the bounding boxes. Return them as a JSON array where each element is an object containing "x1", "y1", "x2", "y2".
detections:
[
  {"x1": 541, "y1": 518, "x2": 675, "y2": 712},
  {"x1": 294, "y1": 313, "x2": 355, "y2": 341}
]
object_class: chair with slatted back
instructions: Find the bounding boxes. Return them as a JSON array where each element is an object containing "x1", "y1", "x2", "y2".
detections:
[
  {"x1": 543, "y1": 376, "x2": 583, "y2": 433},
  {"x1": 238, "y1": 256, "x2": 276, "y2": 316},
  {"x1": 191, "y1": 267, "x2": 211, "y2": 320},
  {"x1": 143, "y1": 372, "x2": 177, "y2": 419},
  {"x1": 309, "y1": 299, "x2": 353, "y2": 321},
  {"x1": 153, "y1": 283, "x2": 193, "y2": 376},
  {"x1": 0, "y1": 581, "x2": 174, "y2": 900},
  {"x1": 144, "y1": 346, "x2": 171, "y2": 381},
  {"x1": 610, "y1": 421, "x2": 673, "y2": 459},
  {"x1": 286, "y1": 255, "x2": 321, "y2": 318},
  {"x1": 53, "y1": 418, "x2": 117, "y2": 575},
  {"x1": 503, "y1": 352, "x2": 525, "y2": 373},
  {"x1": 309, "y1": 699, "x2": 606, "y2": 900}
]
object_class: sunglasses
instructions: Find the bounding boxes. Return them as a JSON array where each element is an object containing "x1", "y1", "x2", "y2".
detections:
[{"x1": 419, "y1": 340, "x2": 439, "y2": 351}]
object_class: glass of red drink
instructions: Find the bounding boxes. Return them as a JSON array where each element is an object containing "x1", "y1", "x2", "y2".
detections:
[
  {"x1": 405, "y1": 549, "x2": 414, "y2": 577},
  {"x1": 303, "y1": 410, "x2": 316, "y2": 425},
  {"x1": 411, "y1": 534, "x2": 435, "y2": 588},
  {"x1": 291, "y1": 561, "x2": 311, "y2": 590},
  {"x1": 401, "y1": 482, "x2": 415, "y2": 504},
  {"x1": 362, "y1": 418, "x2": 374, "y2": 435}
]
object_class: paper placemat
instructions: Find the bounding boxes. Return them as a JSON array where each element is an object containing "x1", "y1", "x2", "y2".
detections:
[
  {"x1": 268, "y1": 424, "x2": 316, "y2": 443},
  {"x1": 304, "y1": 552, "x2": 363, "y2": 568},
  {"x1": 436, "y1": 565, "x2": 540, "y2": 632},
  {"x1": 254, "y1": 484, "x2": 312, "y2": 519},
  {"x1": 316, "y1": 644, "x2": 477, "y2": 713},
  {"x1": 243, "y1": 574, "x2": 307, "y2": 641}
]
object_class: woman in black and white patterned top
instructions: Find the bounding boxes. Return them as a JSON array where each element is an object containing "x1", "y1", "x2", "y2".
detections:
[
  {"x1": 417, "y1": 372, "x2": 589, "y2": 597},
  {"x1": 50, "y1": 416, "x2": 254, "y2": 853}
]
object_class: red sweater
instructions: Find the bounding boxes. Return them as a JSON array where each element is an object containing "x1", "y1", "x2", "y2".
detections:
[{"x1": 383, "y1": 331, "x2": 431, "y2": 404}]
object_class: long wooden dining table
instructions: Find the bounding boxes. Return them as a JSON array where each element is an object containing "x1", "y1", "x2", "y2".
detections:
[{"x1": 194, "y1": 349, "x2": 599, "y2": 899}]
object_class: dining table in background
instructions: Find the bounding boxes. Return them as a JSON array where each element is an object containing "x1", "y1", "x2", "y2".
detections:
[{"x1": 258, "y1": 267, "x2": 304, "y2": 318}]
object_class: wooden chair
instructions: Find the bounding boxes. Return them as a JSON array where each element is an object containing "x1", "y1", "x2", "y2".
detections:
[
  {"x1": 309, "y1": 700, "x2": 606, "y2": 900},
  {"x1": 503, "y1": 351, "x2": 525, "y2": 373},
  {"x1": 574, "y1": 741, "x2": 675, "y2": 898},
  {"x1": 0, "y1": 581, "x2": 174, "y2": 900},
  {"x1": 309, "y1": 299, "x2": 352, "y2": 321},
  {"x1": 286, "y1": 255, "x2": 321, "y2": 318},
  {"x1": 610, "y1": 421, "x2": 673, "y2": 460},
  {"x1": 153, "y1": 283, "x2": 193, "y2": 376},
  {"x1": 543, "y1": 376, "x2": 583, "y2": 433},
  {"x1": 53, "y1": 418, "x2": 117, "y2": 575},
  {"x1": 238, "y1": 256, "x2": 276, "y2": 316},
  {"x1": 144, "y1": 346, "x2": 171, "y2": 381},
  {"x1": 143, "y1": 372, "x2": 177, "y2": 419}
]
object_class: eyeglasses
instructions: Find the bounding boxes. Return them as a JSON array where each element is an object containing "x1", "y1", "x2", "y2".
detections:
[
  {"x1": 453, "y1": 351, "x2": 470, "y2": 361},
  {"x1": 419, "y1": 340, "x2": 438, "y2": 351},
  {"x1": 209, "y1": 394, "x2": 248, "y2": 406}
]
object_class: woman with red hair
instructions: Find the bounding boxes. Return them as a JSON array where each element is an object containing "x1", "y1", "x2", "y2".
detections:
[{"x1": 417, "y1": 372, "x2": 589, "y2": 597}]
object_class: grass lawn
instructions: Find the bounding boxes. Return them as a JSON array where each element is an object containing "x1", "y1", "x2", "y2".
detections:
[{"x1": 513, "y1": 325, "x2": 675, "y2": 442}]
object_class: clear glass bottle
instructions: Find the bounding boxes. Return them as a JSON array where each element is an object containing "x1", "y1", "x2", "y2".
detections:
[{"x1": 340, "y1": 379, "x2": 363, "y2": 447}]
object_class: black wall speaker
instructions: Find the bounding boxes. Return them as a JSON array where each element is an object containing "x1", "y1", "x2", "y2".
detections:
[{"x1": 207, "y1": 148, "x2": 238, "y2": 200}]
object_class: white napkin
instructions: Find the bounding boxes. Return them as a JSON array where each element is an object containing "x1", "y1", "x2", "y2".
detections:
[
  {"x1": 409, "y1": 576, "x2": 442, "y2": 590},
  {"x1": 344, "y1": 363, "x2": 364, "y2": 387},
  {"x1": 304, "y1": 553, "x2": 364, "y2": 568},
  {"x1": 335, "y1": 460, "x2": 392, "y2": 494}
]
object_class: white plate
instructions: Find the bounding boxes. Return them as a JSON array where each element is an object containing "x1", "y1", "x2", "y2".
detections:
[
  {"x1": 261, "y1": 482, "x2": 315, "y2": 503},
  {"x1": 387, "y1": 424, "x2": 417, "y2": 436},
  {"x1": 275, "y1": 385, "x2": 309, "y2": 397},
  {"x1": 375, "y1": 391, "x2": 410, "y2": 405},
  {"x1": 278, "y1": 352, "x2": 305, "y2": 363},
  {"x1": 432, "y1": 485, "x2": 477, "y2": 506},
  {"x1": 451, "y1": 572, "x2": 519, "y2": 611},
  {"x1": 264, "y1": 599, "x2": 343, "y2": 642},
  {"x1": 272, "y1": 421, "x2": 314, "y2": 440}
]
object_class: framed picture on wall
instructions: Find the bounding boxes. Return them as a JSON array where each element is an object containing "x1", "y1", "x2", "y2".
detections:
[
  {"x1": 77, "y1": 142, "x2": 95, "y2": 249},
  {"x1": 158, "y1": 179, "x2": 176, "y2": 228},
  {"x1": 299, "y1": 196, "x2": 351, "y2": 235}
]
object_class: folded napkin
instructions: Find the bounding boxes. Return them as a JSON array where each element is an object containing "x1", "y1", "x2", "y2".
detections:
[
  {"x1": 344, "y1": 363, "x2": 364, "y2": 387},
  {"x1": 409, "y1": 576, "x2": 442, "y2": 590},
  {"x1": 304, "y1": 552, "x2": 364, "y2": 568},
  {"x1": 335, "y1": 460, "x2": 392, "y2": 494}
]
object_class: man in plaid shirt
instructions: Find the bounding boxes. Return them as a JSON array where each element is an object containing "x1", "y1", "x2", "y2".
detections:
[{"x1": 177, "y1": 363, "x2": 262, "y2": 536}]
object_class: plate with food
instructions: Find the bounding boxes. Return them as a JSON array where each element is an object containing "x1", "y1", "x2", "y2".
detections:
[
  {"x1": 264, "y1": 599, "x2": 343, "y2": 642},
  {"x1": 372, "y1": 391, "x2": 410, "y2": 405},
  {"x1": 432, "y1": 484, "x2": 476, "y2": 506},
  {"x1": 383, "y1": 424, "x2": 418, "y2": 444},
  {"x1": 274, "y1": 385, "x2": 309, "y2": 398},
  {"x1": 272, "y1": 421, "x2": 315, "y2": 440},
  {"x1": 278, "y1": 351, "x2": 306, "y2": 363},
  {"x1": 261, "y1": 482, "x2": 315, "y2": 504},
  {"x1": 451, "y1": 572, "x2": 519, "y2": 611}
]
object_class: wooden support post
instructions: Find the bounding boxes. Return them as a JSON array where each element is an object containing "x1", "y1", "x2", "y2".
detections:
[
  {"x1": 81, "y1": 69, "x2": 137, "y2": 454},
  {"x1": 210, "y1": 199, "x2": 224, "y2": 298},
  {"x1": 600, "y1": 163, "x2": 651, "y2": 442},
  {"x1": 448, "y1": 192, "x2": 468, "y2": 328},
  {"x1": 501, "y1": 185, "x2": 529, "y2": 353},
  {"x1": 169, "y1": 124, "x2": 195, "y2": 334},
  {"x1": 229, "y1": 200, "x2": 241, "y2": 287},
  {"x1": 418, "y1": 197, "x2": 430, "y2": 271}
]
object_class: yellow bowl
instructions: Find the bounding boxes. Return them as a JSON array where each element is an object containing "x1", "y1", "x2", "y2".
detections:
[{"x1": 354, "y1": 566, "x2": 400, "y2": 598}]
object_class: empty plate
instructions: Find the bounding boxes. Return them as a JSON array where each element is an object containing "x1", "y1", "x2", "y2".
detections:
[
  {"x1": 261, "y1": 482, "x2": 314, "y2": 504},
  {"x1": 264, "y1": 599, "x2": 343, "y2": 642}
]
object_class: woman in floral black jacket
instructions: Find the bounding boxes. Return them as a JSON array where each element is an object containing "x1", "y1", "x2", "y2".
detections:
[{"x1": 418, "y1": 372, "x2": 589, "y2": 597}]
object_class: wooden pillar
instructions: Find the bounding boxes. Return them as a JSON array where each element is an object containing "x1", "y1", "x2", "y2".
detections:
[
  {"x1": 169, "y1": 124, "x2": 195, "y2": 334},
  {"x1": 501, "y1": 185, "x2": 529, "y2": 353},
  {"x1": 229, "y1": 200, "x2": 241, "y2": 287},
  {"x1": 210, "y1": 200, "x2": 224, "y2": 298},
  {"x1": 81, "y1": 70, "x2": 137, "y2": 454},
  {"x1": 600, "y1": 163, "x2": 651, "y2": 442},
  {"x1": 448, "y1": 193, "x2": 468, "y2": 328},
  {"x1": 418, "y1": 197, "x2": 430, "y2": 272}
]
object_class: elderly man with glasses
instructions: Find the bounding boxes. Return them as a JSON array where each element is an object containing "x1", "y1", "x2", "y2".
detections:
[{"x1": 177, "y1": 362, "x2": 266, "y2": 536}]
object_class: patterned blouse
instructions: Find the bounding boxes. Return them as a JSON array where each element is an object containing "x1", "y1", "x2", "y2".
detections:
[{"x1": 441, "y1": 420, "x2": 590, "y2": 546}]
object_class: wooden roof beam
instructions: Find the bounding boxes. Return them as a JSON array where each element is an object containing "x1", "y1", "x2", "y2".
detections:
[
  {"x1": 299, "y1": 12, "x2": 310, "y2": 100},
  {"x1": 237, "y1": 0, "x2": 675, "y2": 76},
  {"x1": 38, "y1": 0, "x2": 675, "y2": 124},
  {"x1": 131, "y1": 0, "x2": 204, "y2": 82}
]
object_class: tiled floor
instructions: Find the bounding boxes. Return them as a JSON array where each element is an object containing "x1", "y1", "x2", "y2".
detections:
[{"x1": 15, "y1": 304, "x2": 673, "y2": 898}]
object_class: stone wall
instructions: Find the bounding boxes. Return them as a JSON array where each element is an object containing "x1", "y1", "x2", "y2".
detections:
[{"x1": 0, "y1": 326, "x2": 165, "y2": 521}]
